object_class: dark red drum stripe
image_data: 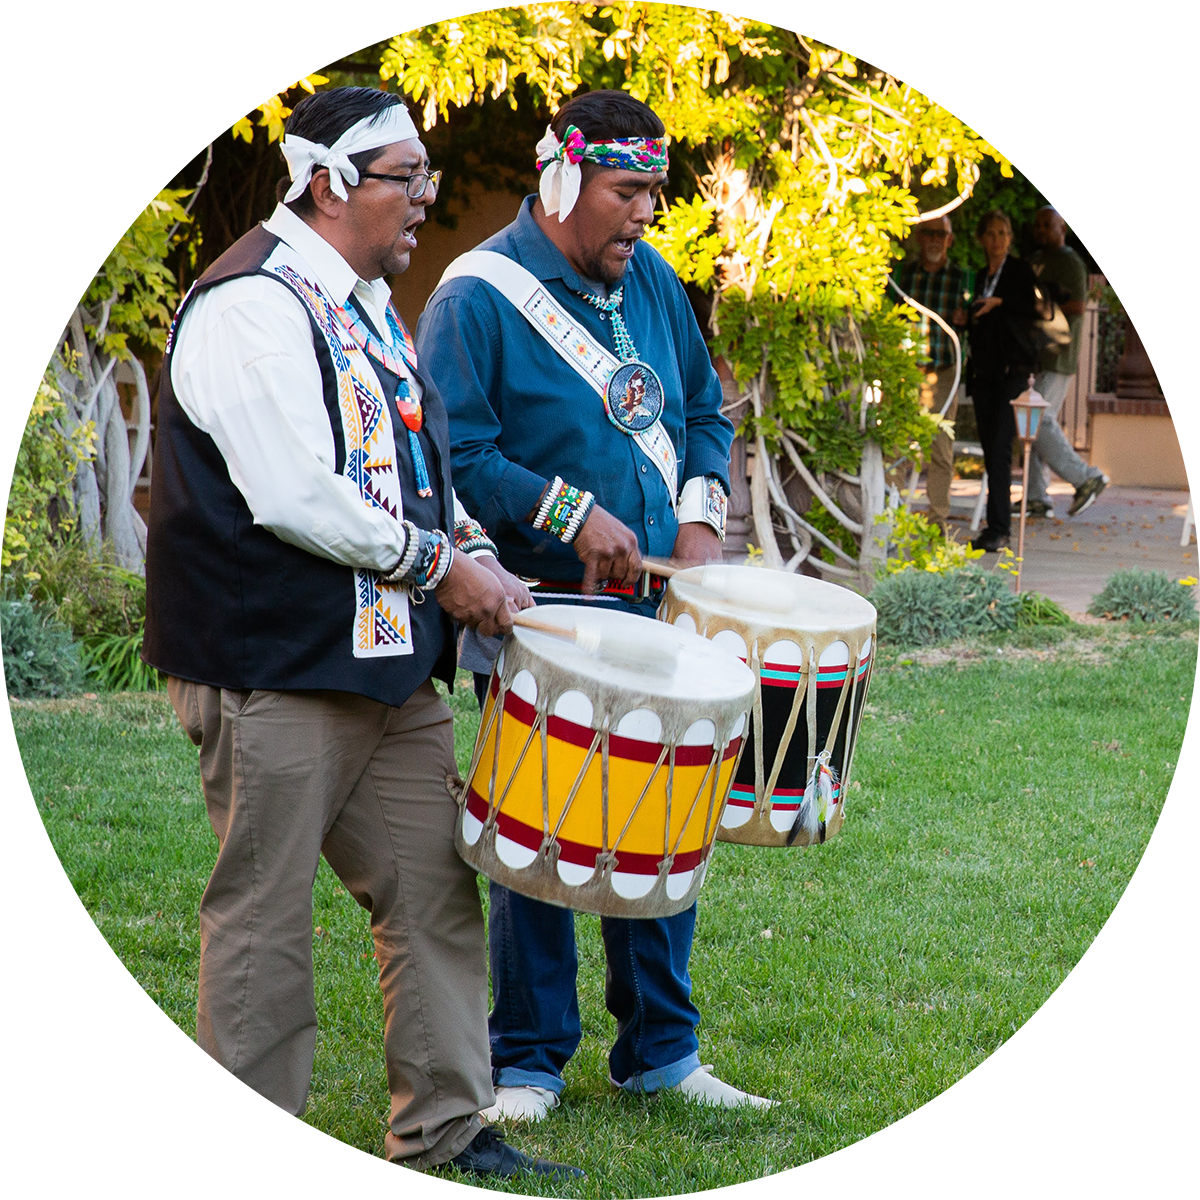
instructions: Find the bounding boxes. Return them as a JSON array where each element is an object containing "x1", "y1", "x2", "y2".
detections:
[
  {"x1": 465, "y1": 789, "x2": 706, "y2": 876},
  {"x1": 496, "y1": 687, "x2": 740, "y2": 765}
]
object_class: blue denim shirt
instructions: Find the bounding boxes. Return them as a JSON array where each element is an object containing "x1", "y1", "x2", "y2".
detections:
[{"x1": 415, "y1": 196, "x2": 734, "y2": 582}]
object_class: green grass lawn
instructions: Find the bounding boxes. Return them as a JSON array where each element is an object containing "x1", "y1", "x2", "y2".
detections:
[{"x1": 10, "y1": 623, "x2": 1195, "y2": 1195}]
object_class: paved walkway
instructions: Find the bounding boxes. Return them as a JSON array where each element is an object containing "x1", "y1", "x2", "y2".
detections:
[{"x1": 917, "y1": 479, "x2": 1195, "y2": 615}]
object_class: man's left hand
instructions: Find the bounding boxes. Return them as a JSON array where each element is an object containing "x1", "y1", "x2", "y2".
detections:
[
  {"x1": 475, "y1": 554, "x2": 534, "y2": 613},
  {"x1": 669, "y1": 522, "x2": 724, "y2": 570}
]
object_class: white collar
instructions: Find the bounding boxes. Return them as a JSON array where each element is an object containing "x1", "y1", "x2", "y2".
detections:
[{"x1": 262, "y1": 204, "x2": 393, "y2": 319}]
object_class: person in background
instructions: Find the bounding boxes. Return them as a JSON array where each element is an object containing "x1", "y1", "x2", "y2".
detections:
[
  {"x1": 1019, "y1": 206, "x2": 1109, "y2": 518},
  {"x1": 893, "y1": 215, "x2": 971, "y2": 534},
  {"x1": 965, "y1": 208, "x2": 1038, "y2": 553}
]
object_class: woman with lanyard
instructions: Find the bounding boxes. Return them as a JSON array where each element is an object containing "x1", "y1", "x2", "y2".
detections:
[{"x1": 966, "y1": 208, "x2": 1038, "y2": 552}]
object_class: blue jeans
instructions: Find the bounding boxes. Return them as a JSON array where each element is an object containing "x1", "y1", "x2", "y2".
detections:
[{"x1": 472, "y1": 666, "x2": 701, "y2": 1094}]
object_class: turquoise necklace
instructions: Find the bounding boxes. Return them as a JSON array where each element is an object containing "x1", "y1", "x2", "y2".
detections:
[
  {"x1": 573, "y1": 285, "x2": 665, "y2": 436},
  {"x1": 575, "y1": 285, "x2": 639, "y2": 362}
]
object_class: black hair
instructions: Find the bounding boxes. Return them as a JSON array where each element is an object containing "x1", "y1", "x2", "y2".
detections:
[
  {"x1": 550, "y1": 89, "x2": 665, "y2": 143},
  {"x1": 276, "y1": 86, "x2": 405, "y2": 216}
]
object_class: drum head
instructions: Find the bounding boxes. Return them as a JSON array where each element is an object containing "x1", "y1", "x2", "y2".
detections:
[
  {"x1": 667, "y1": 564, "x2": 876, "y2": 634},
  {"x1": 510, "y1": 604, "x2": 755, "y2": 705}
]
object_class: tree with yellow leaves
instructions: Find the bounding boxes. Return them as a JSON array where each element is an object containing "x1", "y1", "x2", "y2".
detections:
[{"x1": 381, "y1": 5, "x2": 1010, "y2": 584}]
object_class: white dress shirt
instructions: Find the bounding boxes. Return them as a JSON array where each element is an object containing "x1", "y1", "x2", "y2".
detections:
[{"x1": 171, "y1": 204, "x2": 425, "y2": 572}]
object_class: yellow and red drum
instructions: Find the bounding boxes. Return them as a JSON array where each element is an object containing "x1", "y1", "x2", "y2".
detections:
[
  {"x1": 455, "y1": 605, "x2": 755, "y2": 918},
  {"x1": 659, "y1": 566, "x2": 876, "y2": 848}
]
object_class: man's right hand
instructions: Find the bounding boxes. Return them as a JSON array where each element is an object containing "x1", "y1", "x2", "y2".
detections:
[
  {"x1": 573, "y1": 504, "x2": 642, "y2": 592},
  {"x1": 435, "y1": 552, "x2": 518, "y2": 638}
]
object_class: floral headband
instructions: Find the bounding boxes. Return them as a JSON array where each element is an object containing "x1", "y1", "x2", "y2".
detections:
[{"x1": 535, "y1": 123, "x2": 669, "y2": 221}]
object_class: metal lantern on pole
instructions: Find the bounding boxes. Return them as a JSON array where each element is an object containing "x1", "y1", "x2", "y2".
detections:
[{"x1": 1009, "y1": 375, "x2": 1049, "y2": 593}]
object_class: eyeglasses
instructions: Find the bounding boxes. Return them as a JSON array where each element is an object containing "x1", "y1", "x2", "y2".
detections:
[{"x1": 356, "y1": 169, "x2": 443, "y2": 199}]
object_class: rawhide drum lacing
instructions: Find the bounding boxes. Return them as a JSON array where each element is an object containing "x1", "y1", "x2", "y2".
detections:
[{"x1": 455, "y1": 605, "x2": 755, "y2": 918}]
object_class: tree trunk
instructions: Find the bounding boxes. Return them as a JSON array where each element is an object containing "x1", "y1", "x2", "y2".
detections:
[
  {"x1": 51, "y1": 305, "x2": 149, "y2": 571},
  {"x1": 857, "y1": 439, "x2": 887, "y2": 590}
]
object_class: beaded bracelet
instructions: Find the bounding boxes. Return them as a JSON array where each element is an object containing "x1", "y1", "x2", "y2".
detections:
[
  {"x1": 562, "y1": 492, "x2": 596, "y2": 542},
  {"x1": 534, "y1": 478, "x2": 596, "y2": 544},
  {"x1": 677, "y1": 474, "x2": 728, "y2": 542},
  {"x1": 380, "y1": 519, "x2": 422, "y2": 585},
  {"x1": 532, "y1": 476, "x2": 563, "y2": 531},
  {"x1": 410, "y1": 528, "x2": 454, "y2": 590},
  {"x1": 380, "y1": 522, "x2": 453, "y2": 590},
  {"x1": 453, "y1": 517, "x2": 499, "y2": 559}
]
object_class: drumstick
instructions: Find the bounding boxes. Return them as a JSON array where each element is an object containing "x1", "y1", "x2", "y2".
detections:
[
  {"x1": 641, "y1": 556, "x2": 679, "y2": 579},
  {"x1": 512, "y1": 610, "x2": 677, "y2": 673},
  {"x1": 644, "y1": 559, "x2": 797, "y2": 615},
  {"x1": 512, "y1": 610, "x2": 594, "y2": 646}
]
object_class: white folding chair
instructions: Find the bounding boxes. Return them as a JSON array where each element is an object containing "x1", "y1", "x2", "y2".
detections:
[{"x1": 1182, "y1": 498, "x2": 1195, "y2": 548}]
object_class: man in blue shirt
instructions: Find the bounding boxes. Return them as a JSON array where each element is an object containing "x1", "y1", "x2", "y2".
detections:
[{"x1": 416, "y1": 90, "x2": 776, "y2": 1121}]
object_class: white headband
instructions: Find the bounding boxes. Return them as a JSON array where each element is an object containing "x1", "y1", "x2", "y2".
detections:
[{"x1": 280, "y1": 103, "x2": 420, "y2": 204}]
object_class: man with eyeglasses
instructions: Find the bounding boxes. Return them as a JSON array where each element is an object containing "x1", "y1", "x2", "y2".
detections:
[
  {"x1": 893, "y1": 215, "x2": 971, "y2": 534},
  {"x1": 143, "y1": 86, "x2": 579, "y2": 1181}
]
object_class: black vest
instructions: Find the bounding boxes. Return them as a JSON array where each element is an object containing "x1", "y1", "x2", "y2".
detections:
[{"x1": 143, "y1": 225, "x2": 457, "y2": 707}]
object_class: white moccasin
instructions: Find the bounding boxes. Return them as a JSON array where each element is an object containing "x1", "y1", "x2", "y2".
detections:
[{"x1": 480, "y1": 1084, "x2": 561, "y2": 1123}]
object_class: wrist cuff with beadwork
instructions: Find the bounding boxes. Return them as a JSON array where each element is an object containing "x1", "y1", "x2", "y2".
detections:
[
  {"x1": 533, "y1": 477, "x2": 596, "y2": 544},
  {"x1": 677, "y1": 475, "x2": 728, "y2": 541},
  {"x1": 380, "y1": 520, "x2": 422, "y2": 585},
  {"x1": 380, "y1": 522, "x2": 454, "y2": 589},
  {"x1": 410, "y1": 528, "x2": 454, "y2": 589},
  {"x1": 453, "y1": 516, "x2": 499, "y2": 559}
]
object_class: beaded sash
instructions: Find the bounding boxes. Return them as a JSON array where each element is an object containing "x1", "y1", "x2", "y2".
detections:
[
  {"x1": 262, "y1": 241, "x2": 414, "y2": 658},
  {"x1": 436, "y1": 251, "x2": 679, "y2": 511}
]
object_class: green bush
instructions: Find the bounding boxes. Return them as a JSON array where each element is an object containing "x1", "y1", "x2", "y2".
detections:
[
  {"x1": 1, "y1": 597, "x2": 88, "y2": 698},
  {"x1": 83, "y1": 629, "x2": 162, "y2": 692},
  {"x1": 1016, "y1": 591, "x2": 1072, "y2": 628},
  {"x1": 880, "y1": 507, "x2": 985, "y2": 576},
  {"x1": 30, "y1": 539, "x2": 146, "y2": 640},
  {"x1": 25, "y1": 539, "x2": 162, "y2": 692},
  {"x1": 872, "y1": 565, "x2": 1021, "y2": 647},
  {"x1": 1088, "y1": 569, "x2": 1198, "y2": 623}
]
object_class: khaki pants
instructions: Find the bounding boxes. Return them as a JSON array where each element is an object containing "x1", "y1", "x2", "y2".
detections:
[
  {"x1": 920, "y1": 368, "x2": 959, "y2": 527},
  {"x1": 168, "y1": 677, "x2": 491, "y2": 1166}
]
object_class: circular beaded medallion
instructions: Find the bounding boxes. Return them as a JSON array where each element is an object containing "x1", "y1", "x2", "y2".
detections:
[{"x1": 603, "y1": 361, "x2": 665, "y2": 434}]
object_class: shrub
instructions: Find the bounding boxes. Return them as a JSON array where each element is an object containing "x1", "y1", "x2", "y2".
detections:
[
  {"x1": 872, "y1": 565, "x2": 1020, "y2": 647},
  {"x1": 1, "y1": 597, "x2": 88, "y2": 698},
  {"x1": 30, "y1": 539, "x2": 146, "y2": 641},
  {"x1": 881, "y1": 506, "x2": 985, "y2": 576},
  {"x1": 83, "y1": 629, "x2": 162, "y2": 692},
  {"x1": 25, "y1": 539, "x2": 162, "y2": 691},
  {"x1": 1087, "y1": 569, "x2": 1198, "y2": 623},
  {"x1": 1016, "y1": 591, "x2": 1072, "y2": 628}
]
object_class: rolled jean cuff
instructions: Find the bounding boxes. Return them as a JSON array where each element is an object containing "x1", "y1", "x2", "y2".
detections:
[
  {"x1": 612, "y1": 1050, "x2": 702, "y2": 1095},
  {"x1": 493, "y1": 1065, "x2": 566, "y2": 1097}
]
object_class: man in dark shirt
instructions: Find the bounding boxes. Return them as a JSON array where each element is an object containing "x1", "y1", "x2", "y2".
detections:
[
  {"x1": 417, "y1": 89, "x2": 776, "y2": 1122},
  {"x1": 893, "y1": 216, "x2": 971, "y2": 532}
]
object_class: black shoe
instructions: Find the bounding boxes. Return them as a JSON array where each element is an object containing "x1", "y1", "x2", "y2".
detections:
[
  {"x1": 1068, "y1": 473, "x2": 1109, "y2": 517},
  {"x1": 1011, "y1": 498, "x2": 1054, "y2": 518},
  {"x1": 443, "y1": 1125, "x2": 584, "y2": 1180},
  {"x1": 970, "y1": 532, "x2": 1010, "y2": 552}
]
